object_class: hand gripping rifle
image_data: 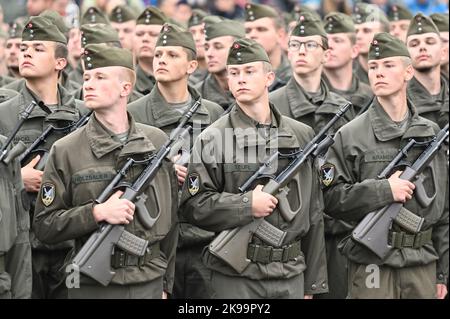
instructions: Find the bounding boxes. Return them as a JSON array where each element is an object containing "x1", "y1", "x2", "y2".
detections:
[
  {"x1": 0, "y1": 101, "x2": 39, "y2": 165},
  {"x1": 208, "y1": 102, "x2": 352, "y2": 273},
  {"x1": 352, "y1": 123, "x2": 449, "y2": 259},
  {"x1": 72, "y1": 99, "x2": 201, "y2": 286}
]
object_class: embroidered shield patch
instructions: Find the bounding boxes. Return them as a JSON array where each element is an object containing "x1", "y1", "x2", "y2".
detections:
[
  {"x1": 41, "y1": 183, "x2": 56, "y2": 207},
  {"x1": 188, "y1": 173, "x2": 200, "y2": 196},
  {"x1": 320, "y1": 164, "x2": 335, "y2": 187}
]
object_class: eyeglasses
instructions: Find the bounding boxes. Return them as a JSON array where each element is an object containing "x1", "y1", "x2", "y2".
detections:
[{"x1": 288, "y1": 40, "x2": 325, "y2": 52}]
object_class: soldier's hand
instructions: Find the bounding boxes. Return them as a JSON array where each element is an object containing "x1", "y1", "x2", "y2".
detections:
[
  {"x1": 174, "y1": 164, "x2": 187, "y2": 186},
  {"x1": 251, "y1": 185, "x2": 278, "y2": 218},
  {"x1": 21, "y1": 155, "x2": 43, "y2": 192},
  {"x1": 92, "y1": 190, "x2": 135, "y2": 225},
  {"x1": 304, "y1": 295, "x2": 313, "y2": 299},
  {"x1": 388, "y1": 171, "x2": 415, "y2": 203},
  {"x1": 436, "y1": 284, "x2": 447, "y2": 299},
  {"x1": 162, "y1": 291, "x2": 168, "y2": 299}
]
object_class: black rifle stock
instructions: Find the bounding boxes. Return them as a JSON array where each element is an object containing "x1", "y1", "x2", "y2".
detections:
[
  {"x1": 209, "y1": 102, "x2": 352, "y2": 273},
  {"x1": 352, "y1": 124, "x2": 449, "y2": 259},
  {"x1": 72, "y1": 99, "x2": 200, "y2": 286}
]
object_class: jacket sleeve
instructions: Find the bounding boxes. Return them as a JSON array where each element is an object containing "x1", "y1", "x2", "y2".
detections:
[
  {"x1": 323, "y1": 130, "x2": 394, "y2": 222},
  {"x1": 33, "y1": 144, "x2": 99, "y2": 244},
  {"x1": 179, "y1": 132, "x2": 254, "y2": 232},
  {"x1": 302, "y1": 162, "x2": 328, "y2": 295}
]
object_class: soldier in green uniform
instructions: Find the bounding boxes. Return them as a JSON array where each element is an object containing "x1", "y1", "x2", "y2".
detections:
[
  {"x1": 244, "y1": 3, "x2": 291, "y2": 92},
  {"x1": 387, "y1": 4, "x2": 413, "y2": 43},
  {"x1": 323, "y1": 12, "x2": 374, "y2": 115},
  {"x1": 352, "y1": 3, "x2": 390, "y2": 85},
  {"x1": 323, "y1": 32, "x2": 448, "y2": 299},
  {"x1": 0, "y1": 136, "x2": 32, "y2": 299},
  {"x1": 33, "y1": 43, "x2": 179, "y2": 299},
  {"x1": 270, "y1": 12, "x2": 354, "y2": 134},
  {"x1": 134, "y1": 7, "x2": 168, "y2": 95},
  {"x1": 180, "y1": 38, "x2": 328, "y2": 299},
  {"x1": 406, "y1": 14, "x2": 448, "y2": 129},
  {"x1": 4, "y1": 22, "x2": 23, "y2": 79},
  {"x1": 0, "y1": 28, "x2": 15, "y2": 87},
  {"x1": 195, "y1": 18, "x2": 245, "y2": 110},
  {"x1": 129, "y1": 23, "x2": 222, "y2": 299},
  {"x1": 0, "y1": 16, "x2": 85, "y2": 299},
  {"x1": 430, "y1": 13, "x2": 449, "y2": 82},
  {"x1": 187, "y1": 9, "x2": 208, "y2": 86},
  {"x1": 109, "y1": 5, "x2": 137, "y2": 52}
]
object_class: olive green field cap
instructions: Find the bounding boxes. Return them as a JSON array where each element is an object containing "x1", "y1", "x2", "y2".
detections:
[
  {"x1": 204, "y1": 18, "x2": 245, "y2": 41},
  {"x1": 291, "y1": 11, "x2": 327, "y2": 38},
  {"x1": 407, "y1": 13, "x2": 439, "y2": 37},
  {"x1": 368, "y1": 32, "x2": 410, "y2": 60},
  {"x1": 244, "y1": 3, "x2": 278, "y2": 21},
  {"x1": 156, "y1": 22, "x2": 196, "y2": 53},
  {"x1": 22, "y1": 16, "x2": 67, "y2": 44},
  {"x1": 430, "y1": 13, "x2": 449, "y2": 32},
  {"x1": 8, "y1": 21, "x2": 24, "y2": 39},
  {"x1": 227, "y1": 38, "x2": 270, "y2": 65},
  {"x1": 83, "y1": 43, "x2": 134, "y2": 70},
  {"x1": 109, "y1": 5, "x2": 138, "y2": 23},
  {"x1": 40, "y1": 9, "x2": 70, "y2": 35},
  {"x1": 386, "y1": 4, "x2": 413, "y2": 22},
  {"x1": 81, "y1": 6, "x2": 110, "y2": 25},
  {"x1": 324, "y1": 12, "x2": 355, "y2": 34},
  {"x1": 353, "y1": 2, "x2": 389, "y2": 26},
  {"x1": 136, "y1": 6, "x2": 168, "y2": 26},
  {"x1": 80, "y1": 23, "x2": 120, "y2": 47},
  {"x1": 188, "y1": 9, "x2": 208, "y2": 28},
  {"x1": 292, "y1": 4, "x2": 321, "y2": 21}
]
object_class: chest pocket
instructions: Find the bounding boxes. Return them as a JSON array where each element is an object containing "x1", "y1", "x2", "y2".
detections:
[
  {"x1": 359, "y1": 148, "x2": 399, "y2": 181},
  {"x1": 71, "y1": 166, "x2": 117, "y2": 205}
]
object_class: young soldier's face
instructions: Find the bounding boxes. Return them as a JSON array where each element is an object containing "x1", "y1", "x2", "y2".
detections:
[
  {"x1": 407, "y1": 32, "x2": 444, "y2": 71},
  {"x1": 111, "y1": 20, "x2": 136, "y2": 51},
  {"x1": 134, "y1": 24, "x2": 162, "y2": 59},
  {"x1": 355, "y1": 22, "x2": 384, "y2": 54},
  {"x1": 19, "y1": 41, "x2": 64, "y2": 79},
  {"x1": 189, "y1": 24, "x2": 205, "y2": 59},
  {"x1": 368, "y1": 56, "x2": 413, "y2": 97},
  {"x1": 325, "y1": 33, "x2": 358, "y2": 69},
  {"x1": 204, "y1": 35, "x2": 235, "y2": 74},
  {"x1": 0, "y1": 38, "x2": 6, "y2": 62},
  {"x1": 83, "y1": 67, "x2": 124, "y2": 110},
  {"x1": 227, "y1": 61, "x2": 274, "y2": 104},
  {"x1": 288, "y1": 34, "x2": 328, "y2": 75},
  {"x1": 245, "y1": 18, "x2": 283, "y2": 55},
  {"x1": 153, "y1": 46, "x2": 197, "y2": 83},
  {"x1": 5, "y1": 38, "x2": 21, "y2": 69},
  {"x1": 389, "y1": 20, "x2": 410, "y2": 43},
  {"x1": 439, "y1": 31, "x2": 449, "y2": 66}
]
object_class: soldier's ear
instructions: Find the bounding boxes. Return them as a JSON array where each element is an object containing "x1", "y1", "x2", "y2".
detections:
[
  {"x1": 187, "y1": 59, "x2": 198, "y2": 75},
  {"x1": 322, "y1": 49, "x2": 330, "y2": 64},
  {"x1": 55, "y1": 57, "x2": 68, "y2": 72},
  {"x1": 351, "y1": 44, "x2": 359, "y2": 60},
  {"x1": 405, "y1": 63, "x2": 414, "y2": 81}
]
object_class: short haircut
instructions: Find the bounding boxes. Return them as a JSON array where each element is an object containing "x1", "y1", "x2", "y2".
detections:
[
  {"x1": 401, "y1": 56, "x2": 412, "y2": 67},
  {"x1": 120, "y1": 67, "x2": 136, "y2": 88},
  {"x1": 346, "y1": 32, "x2": 356, "y2": 45},
  {"x1": 262, "y1": 61, "x2": 273, "y2": 73},
  {"x1": 183, "y1": 47, "x2": 197, "y2": 61},
  {"x1": 54, "y1": 42, "x2": 68, "y2": 60}
]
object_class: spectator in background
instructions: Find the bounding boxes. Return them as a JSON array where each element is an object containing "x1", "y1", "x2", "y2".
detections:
[
  {"x1": 0, "y1": 5, "x2": 9, "y2": 33},
  {"x1": 209, "y1": 0, "x2": 244, "y2": 20},
  {"x1": 320, "y1": 0, "x2": 352, "y2": 17},
  {"x1": 406, "y1": 0, "x2": 448, "y2": 15},
  {"x1": 27, "y1": 0, "x2": 54, "y2": 16}
]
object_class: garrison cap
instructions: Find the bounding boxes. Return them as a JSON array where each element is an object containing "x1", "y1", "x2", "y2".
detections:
[
  {"x1": 368, "y1": 32, "x2": 410, "y2": 60},
  {"x1": 188, "y1": 9, "x2": 207, "y2": 28},
  {"x1": 136, "y1": 7, "x2": 168, "y2": 26},
  {"x1": 22, "y1": 16, "x2": 67, "y2": 44},
  {"x1": 80, "y1": 23, "x2": 120, "y2": 47},
  {"x1": 407, "y1": 13, "x2": 439, "y2": 37},
  {"x1": 430, "y1": 13, "x2": 449, "y2": 32},
  {"x1": 81, "y1": 6, "x2": 110, "y2": 25},
  {"x1": 40, "y1": 10, "x2": 70, "y2": 35},
  {"x1": 83, "y1": 43, "x2": 134, "y2": 70},
  {"x1": 291, "y1": 11, "x2": 327, "y2": 39},
  {"x1": 386, "y1": 4, "x2": 413, "y2": 22},
  {"x1": 109, "y1": 5, "x2": 137, "y2": 23},
  {"x1": 245, "y1": 3, "x2": 278, "y2": 21},
  {"x1": 156, "y1": 23, "x2": 196, "y2": 53},
  {"x1": 8, "y1": 22, "x2": 24, "y2": 39},
  {"x1": 227, "y1": 38, "x2": 270, "y2": 65},
  {"x1": 204, "y1": 18, "x2": 245, "y2": 41},
  {"x1": 292, "y1": 4, "x2": 320, "y2": 21},
  {"x1": 324, "y1": 12, "x2": 355, "y2": 34},
  {"x1": 353, "y1": 2, "x2": 389, "y2": 26}
]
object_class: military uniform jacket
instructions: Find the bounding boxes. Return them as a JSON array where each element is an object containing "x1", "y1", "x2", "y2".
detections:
[
  {"x1": 353, "y1": 58, "x2": 369, "y2": 85},
  {"x1": 128, "y1": 85, "x2": 223, "y2": 248},
  {"x1": 270, "y1": 77, "x2": 355, "y2": 134},
  {"x1": 0, "y1": 74, "x2": 15, "y2": 87},
  {"x1": 195, "y1": 73, "x2": 235, "y2": 110},
  {"x1": 0, "y1": 88, "x2": 18, "y2": 104},
  {"x1": 323, "y1": 100, "x2": 449, "y2": 284},
  {"x1": 67, "y1": 61, "x2": 83, "y2": 86},
  {"x1": 323, "y1": 74, "x2": 374, "y2": 115},
  {"x1": 135, "y1": 64, "x2": 156, "y2": 96},
  {"x1": 3, "y1": 75, "x2": 80, "y2": 95},
  {"x1": 179, "y1": 104, "x2": 328, "y2": 294},
  {"x1": 407, "y1": 76, "x2": 449, "y2": 129},
  {"x1": 0, "y1": 84, "x2": 86, "y2": 250},
  {"x1": 0, "y1": 136, "x2": 32, "y2": 298},
  {"x1": 188, "y1": 67, "x2": 208, "y2": 87},
  {"x1": 33, "y1": 114, "x2": 179, "y2": 291},
  {"x1": 269, "y1": 54, "x2": 292, "y2": 92}
]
